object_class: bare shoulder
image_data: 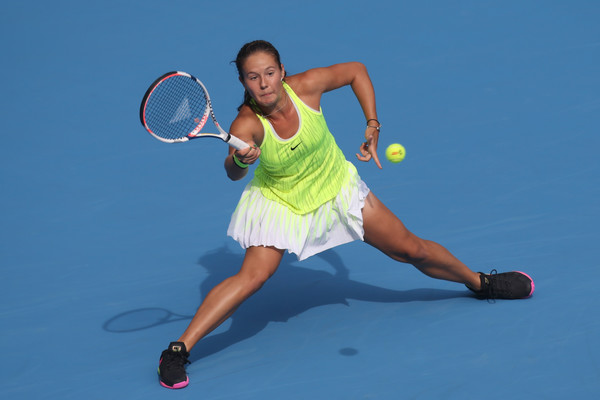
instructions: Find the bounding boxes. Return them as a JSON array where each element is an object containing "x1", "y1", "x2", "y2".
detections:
[
  {"x1": 284, "y1": 70, "x2": 327, "y2": 109},
  {"x1": 285, "y1": 70, "x2": 325, "y2": 96},
  {"x1": 229, "y1": 105, "x2": 265, "y2": 148},
  {"x1": 287, "y1": 62, "x2": 366, "y2": 97}
]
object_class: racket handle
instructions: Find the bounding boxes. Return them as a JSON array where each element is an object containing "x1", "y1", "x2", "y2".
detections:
[{"x1": 227, "y1": 135, "x2": 250, "y2": 150}]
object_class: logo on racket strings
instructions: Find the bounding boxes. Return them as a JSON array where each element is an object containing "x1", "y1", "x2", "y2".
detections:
[{"x1": 170, "y1": 98, "x2": 192, "y2": 123}]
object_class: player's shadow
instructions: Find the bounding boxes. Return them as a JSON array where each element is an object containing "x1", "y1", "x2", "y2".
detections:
[{"x1": 188, "y1": 246, "x2": 467, "y2": 362}]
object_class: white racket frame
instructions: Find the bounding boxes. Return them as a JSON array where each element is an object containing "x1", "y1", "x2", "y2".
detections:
[{"x1": 141, "y1": 71, "x2": 248, "y2": 150}]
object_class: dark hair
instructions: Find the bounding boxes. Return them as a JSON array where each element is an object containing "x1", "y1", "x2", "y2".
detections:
[{"x1": 234, "y1": 40, "x2": 284, "y2": 111}]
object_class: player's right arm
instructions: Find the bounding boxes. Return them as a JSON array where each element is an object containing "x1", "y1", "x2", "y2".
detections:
[{"x1": 224, "y1": 106, "x2": 263, "y2": 181}]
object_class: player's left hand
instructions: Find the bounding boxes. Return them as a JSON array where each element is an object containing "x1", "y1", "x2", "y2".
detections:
[{"x1": 356, "y1": 126, "x2": 382, "y2": 169}]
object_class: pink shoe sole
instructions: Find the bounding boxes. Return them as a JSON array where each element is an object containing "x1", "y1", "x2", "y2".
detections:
[
  {"x1": 159, "y1": 377, "x2": 189, "y2": 389},
  {"x1": 516, "y1": 271, "x2": 535, "y2": 297}
]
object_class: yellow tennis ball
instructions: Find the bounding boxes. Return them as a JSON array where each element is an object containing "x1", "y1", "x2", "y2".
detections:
[{"x1": 385, "y1": 143, "x2": 406, "y2": 163}]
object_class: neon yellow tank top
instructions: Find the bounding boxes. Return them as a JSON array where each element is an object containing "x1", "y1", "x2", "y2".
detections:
[{"x1": 252, "y1": 82, "x2": 348, "y2": 214}]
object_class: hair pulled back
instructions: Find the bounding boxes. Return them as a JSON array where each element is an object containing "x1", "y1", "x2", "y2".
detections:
[{"x1": 234, "y1": 40, "x2": 284, "y2": 111}]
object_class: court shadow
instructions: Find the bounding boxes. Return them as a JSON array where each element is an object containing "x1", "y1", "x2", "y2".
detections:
[
  {"x1": 103, "y1": 307, "x2": 194, "y2": 333},
  {"x1": 189, "y1": 246, "x2": 467, "y2": 362}
]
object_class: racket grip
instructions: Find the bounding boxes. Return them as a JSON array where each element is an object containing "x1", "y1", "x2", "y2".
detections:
[{"x1": 227, "y1": 135, "x2": 250, "y2": 150}]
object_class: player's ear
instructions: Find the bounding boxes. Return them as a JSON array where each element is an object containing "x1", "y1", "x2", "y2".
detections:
[{"x1": 281, "y1": 64, "x2": 285, "y2": 79}]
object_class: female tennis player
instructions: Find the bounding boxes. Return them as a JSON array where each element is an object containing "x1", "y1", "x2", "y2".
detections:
[{"x1": 157, "y1": 40, "x2": 534, "y2": 389}]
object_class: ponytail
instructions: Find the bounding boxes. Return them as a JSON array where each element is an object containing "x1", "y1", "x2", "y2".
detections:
[{"x1": 238, "y1": 90, "x2": 253, "y2": 112}]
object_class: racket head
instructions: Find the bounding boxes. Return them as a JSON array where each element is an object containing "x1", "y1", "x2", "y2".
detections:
[{"x1": 140, "y1": 71, "x2": 216, "y2": 143}]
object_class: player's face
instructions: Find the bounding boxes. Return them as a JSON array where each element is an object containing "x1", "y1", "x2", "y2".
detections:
[{"x1": 240, "y1": 51, "x2": 285, "y2": 109}]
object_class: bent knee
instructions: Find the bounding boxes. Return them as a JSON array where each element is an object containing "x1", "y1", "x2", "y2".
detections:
[{"x1": 238, "y1": 269, "x2": 274, "y2": 294}]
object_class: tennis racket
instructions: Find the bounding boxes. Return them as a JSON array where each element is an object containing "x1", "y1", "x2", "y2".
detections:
[{"x1": 139, "y1": 71, "x2": 249, "y2": 150}]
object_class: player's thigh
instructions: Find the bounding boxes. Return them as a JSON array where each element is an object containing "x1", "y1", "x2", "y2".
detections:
[
  {"x1": 238, "y1": 245, "x2": 285, "y2": 283},
  {"x1": 362, "y1": 192, "x2": 423, "y2": 261}
]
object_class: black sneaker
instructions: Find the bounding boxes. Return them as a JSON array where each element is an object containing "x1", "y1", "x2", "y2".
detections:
[
  {"x1": 467, "y1": 269, "x2": 535, "y2": 300},
  {"x1": 158, "y1": 342, "x2": 190, "y2": 389}
]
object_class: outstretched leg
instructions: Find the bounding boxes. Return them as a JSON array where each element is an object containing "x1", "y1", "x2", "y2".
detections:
[
  {"x1": 179, "y1": 245, "x2": 284, "y2": 350},
  {"x1": 158, "y1": 245, "x2": 284, "y2": 389},
  {"x1": 362, "y1": 192, "x2": 482, "y2": 289},
  {"x1": 361, "y1": 192, "x2": 534, "y2": 299}
]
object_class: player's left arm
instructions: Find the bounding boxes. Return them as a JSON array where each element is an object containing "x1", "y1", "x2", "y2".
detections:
[{"x1": 291, "y1": 62, "x2": 382, "y2": 168}]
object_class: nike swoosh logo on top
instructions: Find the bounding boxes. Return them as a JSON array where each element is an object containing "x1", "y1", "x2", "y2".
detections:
[{"x1": 291, "y1": 142, "x2": 302, "y2": 150}]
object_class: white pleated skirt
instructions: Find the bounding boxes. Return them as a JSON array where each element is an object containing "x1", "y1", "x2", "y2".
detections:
[{"x1": 227, "y1": 162, "x2": 370, "y2": 261}]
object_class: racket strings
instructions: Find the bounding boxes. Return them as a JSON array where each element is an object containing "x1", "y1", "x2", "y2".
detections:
[{"x1": 144, "y1": 75, "x2": 209, "y2": 140}]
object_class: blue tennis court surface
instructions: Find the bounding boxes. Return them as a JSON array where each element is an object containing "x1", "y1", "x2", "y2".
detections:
[{"x1": 1, "y1": 1, "x2": 599, "y2": 399}]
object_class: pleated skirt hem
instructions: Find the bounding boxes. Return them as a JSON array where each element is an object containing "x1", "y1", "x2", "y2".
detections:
[{"x1": 227, "y1": 162, "x2": 370, "y2": 261}]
